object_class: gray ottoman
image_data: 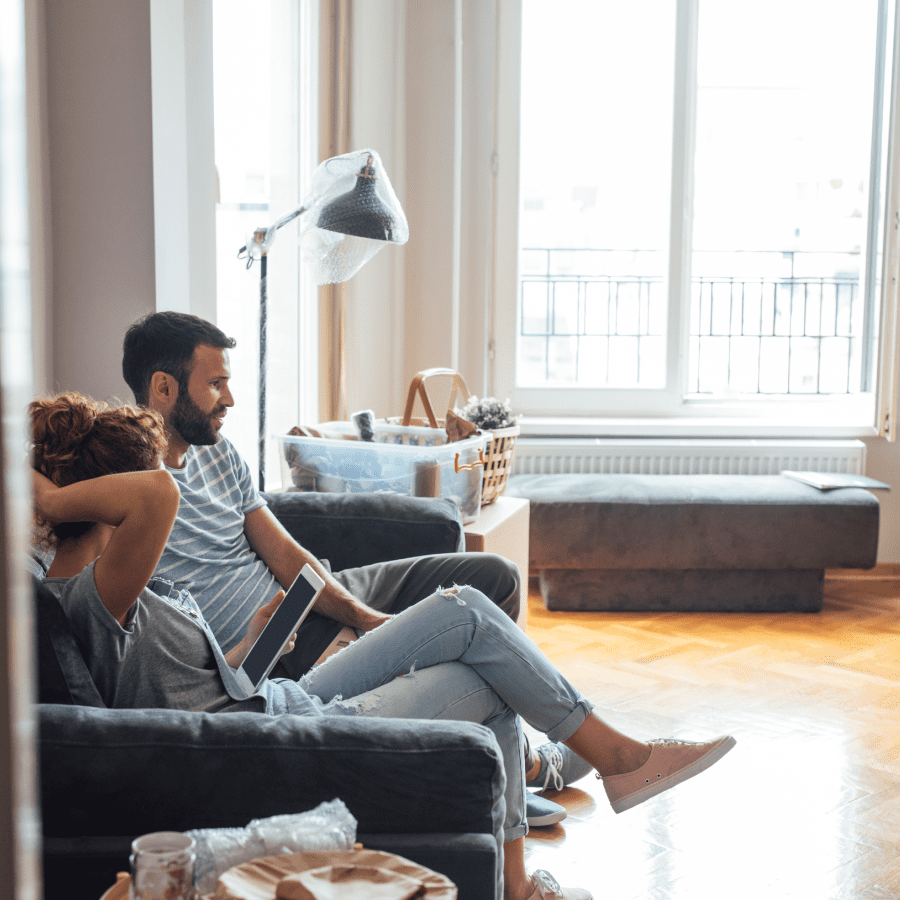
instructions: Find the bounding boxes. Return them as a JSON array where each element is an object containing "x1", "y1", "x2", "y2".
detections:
[{"x1": 505, "y1": 474, "x2": 880, "y2": 613}]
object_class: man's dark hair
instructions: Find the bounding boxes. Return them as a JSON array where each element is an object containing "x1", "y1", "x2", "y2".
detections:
[{"x1": 122, "y1": 312, "x2": 236, "y2": 405}]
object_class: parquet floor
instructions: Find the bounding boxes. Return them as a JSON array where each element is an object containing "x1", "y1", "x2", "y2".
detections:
[{"x1": 520, "y1": 570, "x2": 900, "y2": 900}]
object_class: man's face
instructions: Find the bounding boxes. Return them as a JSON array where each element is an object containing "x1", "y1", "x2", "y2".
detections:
[{"x1": 169, "y1": 345, "x2": 234, "y2": 446}]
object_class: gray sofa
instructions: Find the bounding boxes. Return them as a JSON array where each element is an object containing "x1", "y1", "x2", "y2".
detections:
[{"x1": 35, "y1": 491, "x2": 506, "y2": 900}]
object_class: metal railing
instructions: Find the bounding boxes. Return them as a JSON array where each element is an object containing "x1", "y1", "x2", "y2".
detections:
[{"x1": 519, "y1": 248, "x2": 863, "y2": 394}]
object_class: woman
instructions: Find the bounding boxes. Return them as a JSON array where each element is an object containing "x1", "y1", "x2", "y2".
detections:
[{"x1": 32, "y1": 392, "x2": 735, "y2": 900}]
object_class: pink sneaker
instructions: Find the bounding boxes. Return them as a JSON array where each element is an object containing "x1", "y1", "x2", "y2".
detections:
[
  {"x1": 599, "y1": 736, "x2": 736, "y2": 814},
  {"x1": 525, "y1": 869, "x2": 592, "y2": 900}
]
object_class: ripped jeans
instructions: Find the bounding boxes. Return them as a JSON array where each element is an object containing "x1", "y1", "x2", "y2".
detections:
[{"x1": 297, "y1": 585, "x2": 595, "y2": 841}]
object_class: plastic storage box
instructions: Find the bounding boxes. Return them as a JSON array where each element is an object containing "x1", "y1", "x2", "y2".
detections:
[{"x1": 278, "y1": 422, "x2": 491, "y2": 524}]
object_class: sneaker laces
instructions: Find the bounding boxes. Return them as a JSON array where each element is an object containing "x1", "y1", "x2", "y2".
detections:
[
  {"x1": 535, "y1": 744, "x2": 566, "y2": 792},
  {"x1": 531, "y1": 869, "x2": 562, "y2": 900}
]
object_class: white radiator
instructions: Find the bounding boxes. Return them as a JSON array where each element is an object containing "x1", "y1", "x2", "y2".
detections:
[{"x1": 510, "y1": 438, "x2": 866, "y2": 476}]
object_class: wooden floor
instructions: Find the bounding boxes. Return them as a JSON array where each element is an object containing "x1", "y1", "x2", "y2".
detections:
[{"x1": 520, "y1": 570, "x2": 900, "y2": 900}]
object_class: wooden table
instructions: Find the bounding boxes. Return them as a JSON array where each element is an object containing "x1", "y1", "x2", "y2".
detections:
[
  {"x1": 100, "y1": 874, "x2": 129, "y2": 900},
  {"x1": 464, "y1": 496, "x2": 530, "y2": 630}
]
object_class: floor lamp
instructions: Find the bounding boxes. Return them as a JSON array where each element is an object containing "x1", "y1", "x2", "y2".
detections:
[{"x1": 238, "y1": 149, "x2": 409, "y2": 490}]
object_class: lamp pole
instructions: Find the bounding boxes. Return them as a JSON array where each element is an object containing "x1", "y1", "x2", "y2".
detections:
[
  {"x1": 258, "y1": 250, "x2": 268, "y2": 491},
  {"x1": 242, "y1": 207, "x2": 308, "y2": 491}
]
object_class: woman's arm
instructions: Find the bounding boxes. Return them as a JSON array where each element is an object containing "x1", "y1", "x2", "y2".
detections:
[{"x1": 33, "y1": 469, "x2": 181, "y2": 624}]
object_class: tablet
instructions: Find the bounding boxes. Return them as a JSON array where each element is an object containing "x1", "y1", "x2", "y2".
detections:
[{"x1": 234, "y1": 564, "x2": 325, "y2": 694}]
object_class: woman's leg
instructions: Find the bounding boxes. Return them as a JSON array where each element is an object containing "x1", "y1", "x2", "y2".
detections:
[
  {"x1": 301, "y1": 585, "x2": 734, "y2": 811},
  {"x1": 277, "y1": 553, "x2": 522, "y2": 680},
  {"x1": 300, "y1": 585, "x2": 594, "y2": 742},
  {"x1": 301, "y1": 586, "x2": 729, "y2": 899}
]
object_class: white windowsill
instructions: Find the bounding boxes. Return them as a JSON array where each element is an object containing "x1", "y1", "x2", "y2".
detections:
[{"x1": 517, "y1": 416, "x2": 880, "y2": 441}]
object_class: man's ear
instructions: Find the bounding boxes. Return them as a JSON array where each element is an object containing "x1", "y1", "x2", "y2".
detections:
[{"x1": 148, "y1": 371, "x2": 178, "y2": 411}]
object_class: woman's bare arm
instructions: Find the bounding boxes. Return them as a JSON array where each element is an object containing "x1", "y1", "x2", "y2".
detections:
[{"x1": 33, "y1": 469, "x2": 181, "y2": 624}]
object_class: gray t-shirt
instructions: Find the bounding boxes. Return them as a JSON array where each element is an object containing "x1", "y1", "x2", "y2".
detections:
[
  {"x1": 153, "y1": 438, "x2": 276, "y2": 653},
  {"x1": 43, "y1": 561, "x2": 323, "y2": 717}
]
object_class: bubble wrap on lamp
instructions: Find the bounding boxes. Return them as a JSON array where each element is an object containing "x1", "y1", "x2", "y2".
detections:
[{"x1": 301, "y1": 148, "x2": 409, "y2": 285}]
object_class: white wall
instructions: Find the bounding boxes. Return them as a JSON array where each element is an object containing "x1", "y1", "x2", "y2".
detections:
[
  {"x1": 862, "y1": 437, "x2": 900, "y2": 561},
  {"x1": 402, "y1": 0, "x2": 496, "y2": 401},
  {"x1": 44, "y1": 0, "x2": 158, "y2": 402},
  {"x1": 341, "y1": 0, "x2": 408, "y2": 418},
  {"x1": 149, "y1": 0, "x2": 217, "y2": 325}
]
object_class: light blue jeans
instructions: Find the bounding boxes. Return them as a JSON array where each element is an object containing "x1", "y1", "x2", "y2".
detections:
[{"x1": 298, "y1": 585, "x2": 595, "y2": 841}]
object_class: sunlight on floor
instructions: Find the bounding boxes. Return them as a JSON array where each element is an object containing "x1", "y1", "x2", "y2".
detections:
[{"x1": 521, "y1": 578, "x2": 900, "y2": 899}]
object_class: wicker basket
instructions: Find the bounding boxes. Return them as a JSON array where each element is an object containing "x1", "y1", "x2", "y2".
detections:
[
  {"x1": 480, "y1": 424, "x2": 520, "y2": 505},
  {"x1": 387, "y1": 368, "x2": 519, "y2": 507}
]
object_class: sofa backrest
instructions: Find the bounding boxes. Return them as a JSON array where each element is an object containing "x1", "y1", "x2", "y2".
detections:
[
  {"x1": 32, "y1": 571, "x2": 106, "y2": 708},
  {"x1": 261, "y1": 491, "x2": 464, "y2": 573}
]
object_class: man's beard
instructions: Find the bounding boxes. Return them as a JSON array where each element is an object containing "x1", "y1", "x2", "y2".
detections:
[{"x1": 170, "y1": 392, "x2": 223, "y2": 446}]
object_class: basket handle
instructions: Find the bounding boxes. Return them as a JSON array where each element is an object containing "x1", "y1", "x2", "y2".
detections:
[{"x1": 401, "y1": 368, "x2": 471, "y2": 428}]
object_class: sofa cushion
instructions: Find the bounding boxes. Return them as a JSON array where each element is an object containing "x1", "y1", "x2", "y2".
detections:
[{"x1": 507, "y1": 473, "x2": 880, "y2": 571}]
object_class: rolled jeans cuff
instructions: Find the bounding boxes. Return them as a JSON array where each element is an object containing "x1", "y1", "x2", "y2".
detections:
[
  {"x1": 545, "y1": 698, "x2": 594, "y2": 744},
  {"x1": 505, "y1": 823, "x2": 529, "y2": 842}
]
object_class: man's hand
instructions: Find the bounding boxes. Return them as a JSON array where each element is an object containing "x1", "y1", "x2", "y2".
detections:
[
  {"x1": 316, "y1": 582, "x2": 392, "y2": 632},
  {"x1": 226, "y1": 590, "x2": 297, "y2": 668},
  {"x1": 354, "y1": 605, "x2": 393, "y2": 632},
  {"x1": 243, "y1": 505, "x2": 392, "y2": 633}
]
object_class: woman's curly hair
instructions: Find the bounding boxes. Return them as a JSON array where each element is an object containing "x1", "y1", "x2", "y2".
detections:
[{"x1": 30, "y1": 391, "x2": 169, "y2": 546}]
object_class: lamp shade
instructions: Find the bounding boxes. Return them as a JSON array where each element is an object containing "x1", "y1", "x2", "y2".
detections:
[
  {"x1": 300, "y1": 149, "x2": 409, "y2": 285},
  {"x1": 317, "y1": 155, "x2": 404, "y2": 242},
  {"x1": 239, "y1": 149, "x2": 408, "y2": 284}
]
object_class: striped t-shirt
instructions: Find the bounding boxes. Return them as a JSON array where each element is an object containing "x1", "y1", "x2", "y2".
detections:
[{"x1": 155, "y1": 437, "x2": 278, "y2": 652}]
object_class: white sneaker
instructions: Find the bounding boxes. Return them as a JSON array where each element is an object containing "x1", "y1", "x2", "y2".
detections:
[{"x1": 525, "y1": 869, "x2": 592, "y2": 900}]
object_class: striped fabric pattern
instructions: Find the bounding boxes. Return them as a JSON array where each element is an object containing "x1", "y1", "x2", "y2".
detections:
[{"x1": 155, "y1": 437, "x2": 277, "y2": 652}]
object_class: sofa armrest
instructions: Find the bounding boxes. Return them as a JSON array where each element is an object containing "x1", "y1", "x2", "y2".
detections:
[
  {"x1": 39, "y1": 704, "x2": 504, "y2": 840},
  {"x1": 261, "y1": 491, "x2": 465, "y2": 571}
]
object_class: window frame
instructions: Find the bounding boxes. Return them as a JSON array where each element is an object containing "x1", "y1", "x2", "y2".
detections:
[
  {"x1": 494, "y1": 0, "x2": 898, "y2": 437},
  {"x1": 207, "y1": 0, "x2": 321, "y2": 488}
]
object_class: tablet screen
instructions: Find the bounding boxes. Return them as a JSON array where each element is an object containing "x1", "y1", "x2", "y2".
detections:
[{"x1": 239, "y1": 569, "x2": 320, "y2": 689}]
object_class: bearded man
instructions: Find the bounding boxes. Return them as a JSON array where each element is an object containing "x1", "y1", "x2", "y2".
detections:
[{"x1": 121, "y1": 311, "x2": 522, "y2": 676}]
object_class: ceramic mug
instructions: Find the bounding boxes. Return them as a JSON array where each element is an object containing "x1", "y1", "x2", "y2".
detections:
[{"x1": 129, "y1": 831, "x2": 196, "y2": 900}]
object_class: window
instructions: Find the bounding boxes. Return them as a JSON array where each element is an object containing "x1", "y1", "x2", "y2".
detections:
[
  {"x1": 496, "y1": 0, "x2": 896, "y2": 428},
  {"x1": 213, "y1": 0, "x2": 319, "y2": 488}
]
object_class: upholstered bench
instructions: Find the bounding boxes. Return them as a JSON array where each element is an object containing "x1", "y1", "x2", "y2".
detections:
[{"x1": 505, "y1": 474, "x2": 880, "y2": 613}]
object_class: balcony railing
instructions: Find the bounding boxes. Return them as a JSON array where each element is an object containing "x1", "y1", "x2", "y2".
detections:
[{"x1": 519, "y1": 248, "x2": 863, "y2": 395}]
